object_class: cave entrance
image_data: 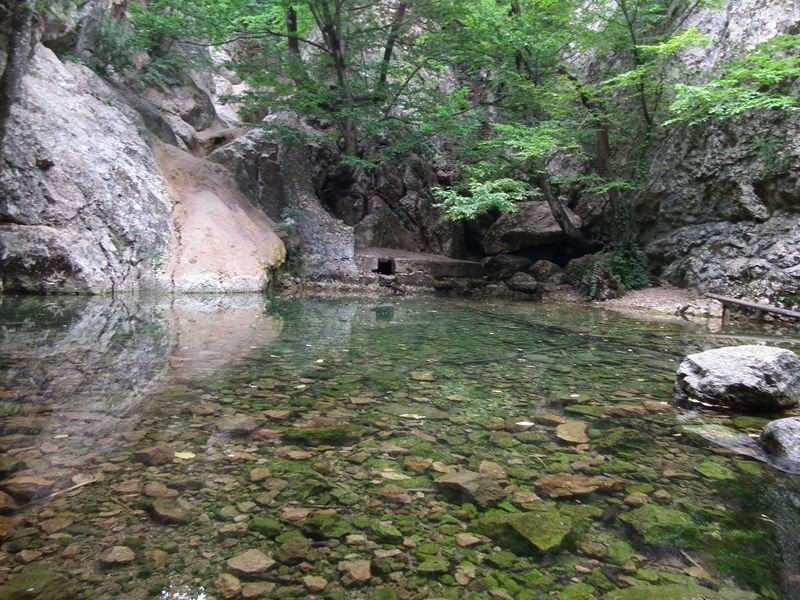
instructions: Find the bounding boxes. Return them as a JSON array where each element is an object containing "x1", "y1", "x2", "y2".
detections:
[{"x1": 376, "y1": 258, "x2": 396, "y2": 275}]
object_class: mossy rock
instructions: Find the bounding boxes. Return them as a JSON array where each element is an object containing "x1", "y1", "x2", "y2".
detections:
[
  {"x1": 607, "y1": 540, "x2": 636, "y2": 566},
  {"x1": 695, "y1": 461, "x2": 736, "y2": 481},
  {"x1": 559, "y1": 582, "x2": 596, "y2": 600},
  {"x1": 417, "y1": 557, "x2": 450, "y2": 574},
  {"x1": 619, "y1": 505, "x2": 696, "y2": 545},
  {"x1": 250, "y1": 516, "x2": 283, "y2": 538},
  {"x1": 0, "y1": 565, "x2": 75, "y2": 600},
  {"x1": 601, "y1": 584, "x2": 725, "y2": 599},
  {"x1": 474, "y1": 503, "x2": 573, "y2": 555},
  {"x1": 282, "y1": 424, "x2": 364, "y2": 446}
]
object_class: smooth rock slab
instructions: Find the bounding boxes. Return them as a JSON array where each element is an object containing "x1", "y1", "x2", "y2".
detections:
[
  {"x1": 436, "y1": 469, "x2": 507, "y2": 508},
  {"x1": 226, "y1": 549, "x2": 276, "y2": 577},
  {"x1": 761, "y1": 417, "x2": 800, "y2": 463},
  {"x1": 674, "y1": 345, "x2": 800, "y2": 410}
]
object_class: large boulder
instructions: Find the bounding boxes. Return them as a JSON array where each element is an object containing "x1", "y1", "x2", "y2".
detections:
[
  {"x1": 0, "y1": 45, "x2": 171, "y2": 293},
  {"x1": 674, "y1": 345, "x2": 800, "y2": 410},
  {"x1": 481, "y1": 201, "x2": 582, "y2": 255},
  {"x1": 761, "y1": 417, "x2": 800, "y2": 463}
]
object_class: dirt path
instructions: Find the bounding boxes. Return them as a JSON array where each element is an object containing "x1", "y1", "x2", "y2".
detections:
[{"x1": 154, "y1": 142, "x2": 285, "y2": 292}]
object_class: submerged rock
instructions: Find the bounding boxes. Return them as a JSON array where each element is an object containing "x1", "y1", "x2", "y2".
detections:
[
  {"x1": 436, "y1": 470, "x2": 507, "y2": 508},
  {"x1": 338, "y1": 559, "x2": 372, "y2": 586},
  {"x1": 475, "y1": 504, "x2": 573, "y2": 554},
  {"x1": 674, "y1": 345, "x2": 800, "y2": 410},
  {"x1": 99, "y1": 545, "x2": 136, "y2": 566},
  {"x1": 226, "y1": 549, "x2": 276, "y2": 577},
  {"x1": 619, "y1": 504, "x2": 695, "y2": 545},
  {"x1": 601, "y1": 583, "x2": 727, "y2": 599},
  {"x1": 535, "y1": 474, "x2": 626, "y2": 499},
  {"x1": 761, "y1": 417, "x2": 800, "y2": 462},
  {"x1": 0, "y1": 564, "x2": 75, "y2": 600}
]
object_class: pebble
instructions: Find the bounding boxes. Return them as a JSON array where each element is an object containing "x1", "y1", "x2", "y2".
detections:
[
  {"x1": 555, "y1": 421, "x2": 590, "y2": 444},
  {"x1": 249, "y1": 467, "x2": 272, "y2": 482},
  {"x1": 624, "y1": 492, "x2": 649, "y2": 506}
]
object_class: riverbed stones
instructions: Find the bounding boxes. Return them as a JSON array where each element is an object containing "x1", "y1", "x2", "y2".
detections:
[
  {"x1": 226, "y1": 549, "x2": 276, "y2": 577},
  {"x1": 535, "y1": 474, "x2": 626, "y2": 498},
  {"x1": 761, "y1": 417, "x2": 800, "y2": 463},
  {"x1": 0, "y1": 564, "x2": 75, "y2": 600},
  {"x1": 215, "y1": 573, "x2": 242, "y2": 599},
  {"x1": 274, "y1": 536, "x2": 312, "y2": 564},
  {"x1": 619, "y1": 504, "x2": 695, "y2": 545},
  {"x1": 475, "y1": 503, "x2": 573, "y2": 554},
  {"x1": 303, "y1": 576, "x2": 328, "y2": 593},
  {"x1": 436, "y1": 469, "x2": 507, "y2": 507},
  {"x1": 99, "y1": 545, "x2": 136, "y2": 566},
  {"x1": 674, "y1": 345, "x2": 800, "y2": 410},
  {"x1": 0, "y1": 491, "x2": 17, "y2": 512},
  {"x1": 338, "y1": 559, "x2": 372, "y2": 586},
  {"x1": 133, "y1": 444, "x2": 175, "y2": 466},
  {"x1": 555, "y1": 421, "x2": 590, "y2": 444},
  {"x1": 150, "y1": 497, "x2": 192, "y2": 524},
  {"x1": 1, "y1": 475, "x2": 53, "y2": 501}
]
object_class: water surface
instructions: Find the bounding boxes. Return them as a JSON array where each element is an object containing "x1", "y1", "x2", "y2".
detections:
[{"x1": 0, "y1": 295, "x2": 798, "y2": 599}]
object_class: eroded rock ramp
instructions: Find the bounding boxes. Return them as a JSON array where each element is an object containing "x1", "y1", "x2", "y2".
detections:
[{"x1": 154, "y1": 143, "x2": 285, "y2": 292}]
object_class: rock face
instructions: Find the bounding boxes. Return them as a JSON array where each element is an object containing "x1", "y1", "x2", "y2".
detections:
[
  {"x1": 0, "y1": 45, "x2": 171, "y2": 293},
  {"x1": 153, "y1": 143, "x2": 285, "y2": 292},
  {"x1": 674, "y1": 345, "x2": 800, "y2": 410},
  {"x1": 761, "y1": 417, "x2": 800, "y2": 462},
  {"x1": 481, "y1": 201, "x2": 582, "y2": 255},
  {"x1": 210, "y1": 122, "x2": 358, "y2": 280},
  {"x1": 636, "y1": 0, "x2": 800, "y2": 307}
]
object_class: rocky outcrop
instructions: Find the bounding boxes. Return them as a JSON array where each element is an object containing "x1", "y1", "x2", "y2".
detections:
[
  {"x1": 0, "y1": 45, "x2": 171, "y2": 293},
  {"x1": 480, "y1": 201, "x2": 582, "y2": 255},
  {"x1": 674, "y1": 345, "x2": 800, "y2": 410},
  {"x1": 210, "y1": 123, "x2": 358, "y2": 280},
  {"x1": 636, "y1": 0, "x2": 800, "y2": 306},
  {"x1": 0, "y1": 42, "x2": 283, "y2": 293}
]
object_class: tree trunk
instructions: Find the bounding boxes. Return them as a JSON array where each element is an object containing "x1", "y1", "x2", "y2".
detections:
[
  {"x1": 535, "y1": 171, "x2": 588, "y2": 246},
  {"x1": 378, "y1": 2, "x2": 408, "y2": 87},
  {"x1": 0, "y1": 0, "x2": 35, "y2": 158},
  {"x1": 286, "y1": 7, "x2": 300, "y2": 55}
]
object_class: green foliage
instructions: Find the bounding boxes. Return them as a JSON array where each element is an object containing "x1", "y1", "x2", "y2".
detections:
[
  {"x1": 432, "y1": 179, "x2": 532, "y2": 221},
  {"x1": 667, "y1": 34, "x2": 800, "y2": 125}
]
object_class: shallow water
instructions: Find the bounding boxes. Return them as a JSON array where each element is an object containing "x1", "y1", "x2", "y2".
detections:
[{"x1": 0, "y1": 294, "x2": 799, "y2": 599}]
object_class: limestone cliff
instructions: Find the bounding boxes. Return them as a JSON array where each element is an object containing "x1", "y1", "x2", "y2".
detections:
[
  {"x1": 635, "y1": 0, "x2": 800, "y2": 307},
  {"x1": 0, "y1": 42, "x2": 284, "y2": 293}
]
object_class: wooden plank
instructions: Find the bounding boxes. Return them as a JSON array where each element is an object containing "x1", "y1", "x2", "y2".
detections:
[{"x1": 706, "y1": 293, "x2": 800, "y2": 320}]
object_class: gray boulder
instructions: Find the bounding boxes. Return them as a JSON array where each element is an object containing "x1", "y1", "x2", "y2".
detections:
[
  {"x1": 482, "y1": 254, "x2": 532, "y2": 281},
  {"x1": 481, "y1": 201, "x2": 582, "y2": 254},
  {"x1": 674, "y1": 345, "x2": 800, "y2": 410},
  {"x1": 761, "y1": 417, "x2": 800, "y2": 463},
  {"x1": 506, "y1": 273, "x2": 543, "y2": 296}
]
